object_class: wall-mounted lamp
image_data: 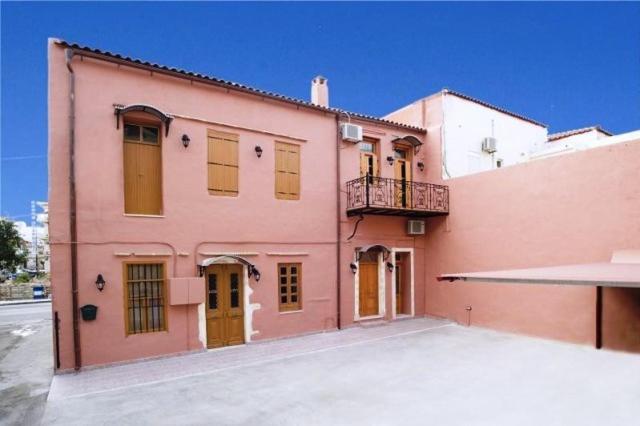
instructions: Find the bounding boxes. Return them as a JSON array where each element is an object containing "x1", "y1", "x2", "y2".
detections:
[
  {"x1": 350, "y1": 262, "x2": 358, "y2": 274},
  {"x1": 255, "y1": 145, "x2": 263, "y2": 158},
  {"x1": 386, "y1": 156, "x2": 394, "y2": 166},
  {"x1": 249, "y1": 265, "x2": 261, "y2": 282},
  {"x1": 386, "y1": 262, "x2": 394, "y2": 272},
  {"x1": 417, "y1": 161, "x2": 425, "y2": 171},
  {"x1": 95, "y1": 274, "x2": 106, "y2": 292},
  {"x1": 181, "y1": 134, "x2": 190, "y2": 148}
]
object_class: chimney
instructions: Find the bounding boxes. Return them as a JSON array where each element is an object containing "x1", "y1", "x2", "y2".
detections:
[{"x1": 311, "y1": 76, "x2": 329, "y2": 107}]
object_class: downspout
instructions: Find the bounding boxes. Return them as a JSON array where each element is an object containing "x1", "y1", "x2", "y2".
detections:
[
  {"x1": 335, "y1": 114, "x2": 342, "y2": 329},
  {"x1": 65, "y1": 48, "x2": 81, "y2": 370}
]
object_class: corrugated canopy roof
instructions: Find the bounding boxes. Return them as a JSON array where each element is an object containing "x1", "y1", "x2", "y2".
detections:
[{"x1": 438, "y1": 251, "x2": 640, "y2": 288}]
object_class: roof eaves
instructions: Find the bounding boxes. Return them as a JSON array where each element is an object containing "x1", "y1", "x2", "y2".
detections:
[
  {"x1": 54, "y1": 39, "x2": 426, "y2": 134},
  {"x1": 548, "y1": 125, "x2": 613, "y2": 142},
  {"x1": 443, "y1": 89, "x2": 548, "y2": 128}
]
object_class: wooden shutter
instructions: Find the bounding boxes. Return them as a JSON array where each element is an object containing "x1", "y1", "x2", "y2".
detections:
[
  {"x1": 123, "y1": 123, "x2": 162, "y2": 215},
  {"x1": 208, "y1": 130, "x2": 239, "y2": 196},
  {"x1": 275, "y1": 142, "x2": 300, "y2": 200}
]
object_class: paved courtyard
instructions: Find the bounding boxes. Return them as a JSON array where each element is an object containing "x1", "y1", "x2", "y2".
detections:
[
  {"x1": 0, "y1": 302, "x2": 52, "y2": 426},
  {"x1": 41, "y1": 317, "x2": 640, "y2": 425}
]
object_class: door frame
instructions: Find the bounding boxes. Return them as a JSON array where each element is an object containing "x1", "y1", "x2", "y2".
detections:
[
  {"x1": 391, "y1": 248, "x2": 415, "y2": 319},
  {"x1": 353, "y1": 250, "x2": 386, "y2": 321},
  {"x1": 198, "y1": 257, "x2": 256, "y2": 349}
]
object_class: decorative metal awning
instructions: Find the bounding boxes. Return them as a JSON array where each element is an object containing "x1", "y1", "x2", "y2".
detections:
[
  {"x1": 391, "y1": 135, "x2": 423, "y2": 154},
  {"x1": 114, "y1": 104, "x2": 173, "y2": 136},
  {"x1": 197, "y1": 255, "x2": 261, "y2": 281},
  {"x1": 357, "y1": 244, "x2": 392, "y2": 261}
]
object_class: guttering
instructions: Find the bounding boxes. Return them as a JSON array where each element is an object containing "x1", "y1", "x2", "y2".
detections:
[
  {"x1": 65, "y1": 48, "x2": 81, "y2": 370},
  {"x1": 335, "y1": 114, "x2": 342, "y2": 330}
]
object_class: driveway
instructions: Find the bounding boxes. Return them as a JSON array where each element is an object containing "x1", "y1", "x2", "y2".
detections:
[
  {"x1": 43, "y1": 317, "x2": 640, "y2": 425},
  {"x1": 0, "y1": 302, "x2": 52, "y2": 426}
]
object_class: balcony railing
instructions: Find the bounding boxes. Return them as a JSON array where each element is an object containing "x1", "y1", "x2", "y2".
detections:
[{"x1": 346, "y1": 175, "x2": 449, "y2": 217}]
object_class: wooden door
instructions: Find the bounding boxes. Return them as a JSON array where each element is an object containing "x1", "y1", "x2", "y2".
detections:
[
  {"x1": 395, "y1": 260, "x2": 403, "y2": 314},
  {"x1": 359, "y1": 261, "x2": 379, "y2": 317},
  {"x1": 206, "y1": 264, "x2": 244, "y2": 348},
  {"x1": 394, "y1": 149, "x2": 412, "y2": 208},
  {"x1": 124, "y1": 124, "x2": 162, "y2": 215}
]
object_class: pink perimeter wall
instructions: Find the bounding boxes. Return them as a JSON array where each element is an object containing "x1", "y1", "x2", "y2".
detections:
[{"x1": 423, "y1": 139, "x2": 640, "y2": 345}]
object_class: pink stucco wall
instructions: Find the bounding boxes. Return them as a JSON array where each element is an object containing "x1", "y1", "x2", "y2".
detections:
[
  {"x1": 50, "y1": 38, "x2": 640, "y2": 371},
  {"x1": 49, "y1": 41, "x2": 346, "y2": 369},
  {"x1": 423, "y1": 140, "x2": 640, "y2": 345}
]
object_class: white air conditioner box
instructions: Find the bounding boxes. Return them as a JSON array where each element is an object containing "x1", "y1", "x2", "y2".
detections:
[
  {"x1": 340, "y1": 123, "x2": 363, "y2": 143},
  {"x1": 407, "y1": 220, "x2": 425, "y2": 235},
  {"x1": 482, "y1": 137, "x2": 497, "y2": 153}
]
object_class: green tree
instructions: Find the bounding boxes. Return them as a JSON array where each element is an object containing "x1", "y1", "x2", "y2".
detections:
[{"x1": 0, "y1": 218, "x2": 27, "y2": 272}]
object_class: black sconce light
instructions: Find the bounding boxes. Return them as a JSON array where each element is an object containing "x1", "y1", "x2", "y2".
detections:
[
  {"x1": 350, "y1": 262, "x2": 358, "y2": 274},
  {"x1": 197, "y1": 265, "x2": 206, "y2": 277},
  {"x1": 95, "y1": 274, "x2": 106, "y2": 292},
  {"x1": 255, "y1": 145, "x2": 263, "y2": 158},
  {"x1": 181, "y1": 134, "x2": 190, "y2": 148},
  {"x1": 386, "y1": 262, "x2": 394, "y2": 272},
  {"x1": 417, "y1": 161, "x2": 425, "y2": 171},
  {"x1": 249, "y1": 265, "x2": 261, "y2": 282},
  {"x1": 386, "y1": 156, "x2": 394, "y2": 166}
]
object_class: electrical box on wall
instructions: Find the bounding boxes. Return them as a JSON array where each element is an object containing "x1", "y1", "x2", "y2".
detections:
[{"x1": 407, "y1": 220, "x2": 425, "y2": 235}]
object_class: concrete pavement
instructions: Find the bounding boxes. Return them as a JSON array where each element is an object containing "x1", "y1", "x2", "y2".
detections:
[
  {"x1": 0, "y1": 303, "x2": 52, "y2": 425},
  {"x1": 43, "y1": 318, "x2": 640, "y2": 425}
]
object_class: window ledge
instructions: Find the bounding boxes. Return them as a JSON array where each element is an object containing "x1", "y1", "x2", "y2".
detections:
[
  {"x1": 279, "y1": 309, "x2": 303, "y2": 315},
  {"x1": 124, "y1": 214, "x2": 165, "y2": 218}
]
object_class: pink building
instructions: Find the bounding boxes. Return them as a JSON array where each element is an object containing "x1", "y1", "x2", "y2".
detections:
[{"x1": 49, "y1": 39, "x2": 640, "y2": 372}]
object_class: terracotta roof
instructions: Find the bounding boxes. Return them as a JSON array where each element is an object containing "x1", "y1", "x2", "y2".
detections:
[
  {"x1": 548, "y1": 126, "x2": 613, "y2": 142},
  {"x1": 443, "y1": 89, "x2": 547, "y2": 128},
  {"x1": 54, "y1": 39, "x2": 426, "y2": 133}
]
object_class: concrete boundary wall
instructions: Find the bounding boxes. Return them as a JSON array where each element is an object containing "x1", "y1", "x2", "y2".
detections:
[{"x1": 423, "y1": 139, "x2": 640, "y2": 348}]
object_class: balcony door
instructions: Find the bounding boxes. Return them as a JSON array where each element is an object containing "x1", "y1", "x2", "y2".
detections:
[
  {"x1": 394, "y1": 146, "x2": 412, "y2": 208},
  {"x1": 205, "y1": 264, "x2": 244, "y2": 348}
]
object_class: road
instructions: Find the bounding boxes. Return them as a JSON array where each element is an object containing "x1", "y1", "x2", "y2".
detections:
[{"x1": 0, "y1": 303, "x2": 52, "y2": 425}]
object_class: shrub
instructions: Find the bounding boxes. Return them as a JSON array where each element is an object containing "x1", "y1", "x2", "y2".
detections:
[{"x1": 15, "y1": 273, "x2": 31, "y2": 284}]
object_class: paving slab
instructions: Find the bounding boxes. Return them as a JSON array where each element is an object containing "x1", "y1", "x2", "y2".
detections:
[{"x1": 43, "y1": 318, "x2": 640, "y2": 425}]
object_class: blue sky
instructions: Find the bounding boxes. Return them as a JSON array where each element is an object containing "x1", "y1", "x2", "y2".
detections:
[{"x1": 1, "y1": 2, "x2": 639, "y2": 220}]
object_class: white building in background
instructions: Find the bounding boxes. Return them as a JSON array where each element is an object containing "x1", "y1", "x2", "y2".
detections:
[
  {"x1": 14, "y1": 201, "x2": 49, "y2": 273},
  {"x1": 530, "y1": 128, "x2": 640, "y2": 161},
  {"x1": 386, "y1": 89, "x2": 549, "y2": 179},
  {"x1": 386, "y1": 89, "x2": 638, "y2": 179}
]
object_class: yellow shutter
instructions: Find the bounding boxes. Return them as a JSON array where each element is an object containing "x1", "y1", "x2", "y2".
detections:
[
  {"x1": 208, "y1": 130, "x2": 239, "y2": 196},
  {"x1": 275, "y1": 142, "x2": 300, "y2": 200},
  {"x1": 360, "y1": 153, "x2": 368, "y2": 177}
]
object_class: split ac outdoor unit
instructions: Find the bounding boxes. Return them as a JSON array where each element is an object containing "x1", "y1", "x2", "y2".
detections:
[
  {"x1": 407, "y1": 220, "x2": 425, "y2": 235},
  {"x1": 482, "y1": 137, "x2": 497, "y2": 153},
  {"x1": 340, "y1": 123, "x2": 363, "y2": 143}
]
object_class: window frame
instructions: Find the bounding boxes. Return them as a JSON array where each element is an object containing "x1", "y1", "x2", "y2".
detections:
[
  {"x1": 122, "y1": 118, "x2": 164, "y2": 215},
  {"x1": 122, "y1": 260, "x2": 168, "y2": 336},
  {"x1": 278, "y1": 263, "x2": 302, "y2": 312},
  {"x1": 360, "y1": 137, "x2": 379, "y2": 178}
]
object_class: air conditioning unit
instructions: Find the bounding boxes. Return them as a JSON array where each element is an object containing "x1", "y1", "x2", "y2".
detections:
[
  {"x1": 482, "y1": 137, "x2": 497, "y2": 153},
  {"x1": 407, "y1": 220, "x2": 425, "y2": 235},
  {"x1": 340, "y1": 123, "x2": 363, "y2": 143}
]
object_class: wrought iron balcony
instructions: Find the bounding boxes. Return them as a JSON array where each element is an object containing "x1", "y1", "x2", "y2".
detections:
[{"x1": 346, "y1": 175, "x2": 449, "y2": 217}]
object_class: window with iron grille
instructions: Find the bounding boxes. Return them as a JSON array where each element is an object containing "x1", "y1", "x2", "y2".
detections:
[
  {"x1": 125, "y1": 263, "x2": 166, "y2": 334},
  {"x1": 278, "y1": 263, "x2": 302, "y2": 312}
]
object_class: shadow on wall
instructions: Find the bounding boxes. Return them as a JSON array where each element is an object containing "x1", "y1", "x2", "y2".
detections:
[{"x1": 603, "y1": 288, "x2": 640, "y2": 353}]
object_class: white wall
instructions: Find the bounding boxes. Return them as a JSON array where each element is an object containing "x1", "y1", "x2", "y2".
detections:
[
  {"x1": 441, "y1": 94, "x2": 548, "y2": 178},
  {"x1": 531, "y1": 130, "x2": 640, "y2": 161}
]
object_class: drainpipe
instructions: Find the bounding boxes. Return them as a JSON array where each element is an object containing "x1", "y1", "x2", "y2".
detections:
[
  {"x1": 335, "y1": 115, "x2": 342, "y2": 330},
  {"x1": 65, "y1": 48, "x2": 81, "y2": 370}
]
